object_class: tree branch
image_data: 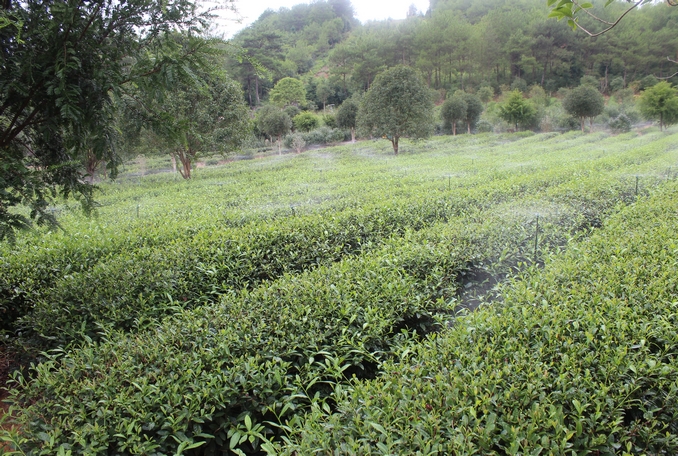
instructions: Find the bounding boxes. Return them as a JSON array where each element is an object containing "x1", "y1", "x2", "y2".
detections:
[
  {"x1": 571, "y1": 0, "x2": 643, "y2": 38},
  {"x1": 657, "y1": 57, "x2": 678, "y2": 80}
]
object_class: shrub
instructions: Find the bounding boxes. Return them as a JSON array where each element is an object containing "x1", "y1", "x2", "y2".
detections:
[
  {"x1": 292, "y1": 112, "x2": 319, "y2": 132},
  {"x1": 283, "y1": 181, "x2": 678, "y2": 455},
  {"x1": 608, "y1": 113, "x2": 632, "y2": 133},
  {"x1": 283, "y1": 105, "x2": 301, "y2": 119},
  {"x1": 321, "y1": 114, "x2": 337, "y2": 128},
  {"x1": 475, "y1": 119, "x2": 493, "y2": 133}
]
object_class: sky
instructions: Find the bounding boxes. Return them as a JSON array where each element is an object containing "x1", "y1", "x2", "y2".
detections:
[{"x1": 214, "y1": 0, "x2": 431, "y2": 37}]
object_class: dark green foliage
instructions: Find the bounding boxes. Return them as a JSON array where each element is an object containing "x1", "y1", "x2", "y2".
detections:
[
  {"x1": 293, "y1": 112, "x2": 319, "y2": 132},
  {"x1": 284, "y1": 105, "x2": 302, "y2": 119},
  {"x1": 477, "y1": 86, "x2": 494, "y2": 104},
  {"x1": 461, "y1": 93, "x2": 483, "y2": 133},
  {"x1": 140, "y1": 68, "x2": 251, "y2": 179},
  {"x1": 441, "y1": 96, "x2": 467, "y2": 135},
  {"x1": 256, "y1": 106, "x2": 293, "y2": 147},
  {"x1": 285, "y1": 181, "x2": 678, "y2": 454},
  {"x1": 498, "y1": 90, "x2": 537, "y2": 131},
  {"x1": 510, "y1": 77, "x2": 528, "y2": 93},
  {"x1": 0, "y1": 0, "x2": 217, "y2": 240},
  {"x1": 336, "y1": 98, "x2": 359, "y2": 141},
  {"x1": 358, "y1": 66, "x2": 434, "y2": 154},
  {"x1": 562, "y1": 84, "x2": 605, "y2": 132}
]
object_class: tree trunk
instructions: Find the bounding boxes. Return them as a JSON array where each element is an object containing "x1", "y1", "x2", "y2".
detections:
[
  {"x1": 255, "y1": 75, "x2": 260, "y2": 106},
  {"x1": 661, "y1": 112, "x2": 664, "y2": 131},
  {"x1": 170, "y1": 154, "x2": 177, "y2": 173},
  {"x1": 85, "y1": 149, "x2": 100, "y2": 184},
  {"x1": 176, "y1": 149, "x2": 192, "y2": 179},
  {"x1": 391, "y1": 136, "x2": 399, "y2": 155},
  {"x1": 581, "y1": 117, "x2": 585, "y2": 133},
  {"x1": 247, "y1": 76, "x2": 252, "y2": 107},
  {"x1": 467, "y1": 121, "x2": 471, "y2": 134},
  {"x1": 277, "y1": 135, "x2": 282, "y2": 154},
  {"x1": 350, "y1": 127, "x2": 355, "y2": 143},
  {"x1": 453, "y1": 122, "x2": 456, "y2": 136}
]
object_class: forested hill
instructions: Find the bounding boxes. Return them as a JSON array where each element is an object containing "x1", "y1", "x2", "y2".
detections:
[{"x1": 226, "y1": 0, "x2": 678, "y2": 108}]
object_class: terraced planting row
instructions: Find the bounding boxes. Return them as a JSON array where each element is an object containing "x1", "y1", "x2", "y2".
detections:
[
  {"x1": 2, "y1": 128, "x2": 678, "y2": 453},
  {"x1": 284, "y1": 180, "x2": 678, "y2": 455},
  {"x1": 2, "y1": 130, "x2": 676, "y2": 349}
]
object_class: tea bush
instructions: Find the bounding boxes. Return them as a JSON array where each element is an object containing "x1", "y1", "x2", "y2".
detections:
[
  {"x1": 284, "y1": 181, "x2": 678, "y2": 454},
  {"x1": 3, "y1": 129, "x2": 677, "y2": 348}
]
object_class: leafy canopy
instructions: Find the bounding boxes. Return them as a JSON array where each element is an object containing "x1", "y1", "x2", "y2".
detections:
[
  {"x1": 441, "y1": 96, "x2": 467, "y2": 135},
  {"x1": 639, "y1": 81, "x2": 678, "y2": 131},
  {"x1": 357, "y1": 66, "x2": 434, "y2": 154},
  {"x1": 0, "y1": 0, "x2": 226, "y2": 241},
  {"x1": 498, "y1": 90, "x2": 537, "y2": 131},
  {"x1": 269, "y1": 77, "x2": 307, "y2": 107},
  {"x1": 562, "y1": 85, "x2": 605, "y2": 132}
]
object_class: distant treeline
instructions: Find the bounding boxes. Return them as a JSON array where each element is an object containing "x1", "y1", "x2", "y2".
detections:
[{"x1": 226, "y1": 0, "x2": 678, "y2": 107}]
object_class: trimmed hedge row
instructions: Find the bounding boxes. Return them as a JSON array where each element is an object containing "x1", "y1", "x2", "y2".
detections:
[
  {"x1": 283, "y1": 181, "x2": 678, "y2": 455},
  {"x1": 10, "y1": 196, "x2": 468, "y2": 346},
  {"x1": 2, "y1": 224, "x2": 474, "y2": 455},
  {"x1": 3, "y1": 129, "x2": 674, "y2": 344},
  {"x1": 0, "y1": 183, "x2": 653, "y2": 455}
]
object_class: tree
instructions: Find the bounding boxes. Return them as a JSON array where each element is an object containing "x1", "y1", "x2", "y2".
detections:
[
  {"x1": 269, "y1": 77, "x2": 307, "y2": 107},
  {"x1": 0, "y1": 0, "x2": 222, "y2": 241},
  {"x1": 462, "y1": 93, "x2": 484, "y2": 134},
  {"x1": 441, "y1": 96, "x2": 467, "y2": 136},
  {"x1": 257, "y1": 106, "x2": 292, "y2": 153},
  {"x1": 357, "y1": 66, "x2": 434, "y2": 155},
  {"x1": 477, "y1": 86, "x2": 495, "y2": 104},
  {"x1": 498, "y1": 90, "x2": 537, "y2": 131},
  {"x1": 148, "y1": 72, "x2": 251, "y2": 179},
  {"x1": 639, "y1": 81, "x2": 678, "y2": 131},
  {"x1": 315, "y1": 78, "x2": 335, "y2": 112},
  {"x1": 336, "y1": 97, "x2": 359, "y2": 142},
  {"x1": 562, "y1": 84, "x2": 605, "y2": 132}
]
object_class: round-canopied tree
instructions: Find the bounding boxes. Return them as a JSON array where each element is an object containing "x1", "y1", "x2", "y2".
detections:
[
  {"x1": 498, "y1": 90, "x2": 537, "y2": 131},
  {"x1": 269, "y1": 77, "x2": 307, "y2": 107},
  {"x1": 562, "y1": 85, "x2": 605, "y2": 132},
  {"x1": 146, "y1": 71, "x2": 251, "y2": 179},
  {"x1": 441, "y1": 96, "x2": 467, "y2": 136},
  {"x1": 357, "y1": 66, "x2": 434, "y2": 155},
  {"x1": 256, "y1": 106, "x2": 292, "y2": 154},
  {"x1": 639, "y1": 81, "x2": 678, "y2": 131},
  {"x1": 462, "y1": 93, "x2": 483, "y2": 134},
  {"x1": 336, "y1": 97, "x2": 359, "y2": 142}
]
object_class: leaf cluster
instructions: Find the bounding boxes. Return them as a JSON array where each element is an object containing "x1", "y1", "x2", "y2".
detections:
[{"x1": 287, "y1": 179, "x2": 678, "y2": 454}]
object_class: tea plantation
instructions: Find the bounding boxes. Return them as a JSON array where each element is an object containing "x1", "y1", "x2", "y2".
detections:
[{"x1": 2, "y1": 129, "x2": 678, "y2": 454}]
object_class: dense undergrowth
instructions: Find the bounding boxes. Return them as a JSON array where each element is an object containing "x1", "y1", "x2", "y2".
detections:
[{"x1": 1, "y1": 128, "x2": 678, "y2": 453}]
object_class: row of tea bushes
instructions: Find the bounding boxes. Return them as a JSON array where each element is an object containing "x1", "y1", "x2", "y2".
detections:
[
  {"x1": 283, "y1": 181, "x2": 678, "y2": 455},
  {"x1": 7, "y1": 196, "x2": 468, "y2": 345},
  {"x1": 0, "y1": 184, "x2": 664, "y2": 455},
  {"x1": 5, "y1": 128, "x2": 675, "y2": 345},
  {"x1": 1, "y1": 222, "x2": 475, "y2": 454}
]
